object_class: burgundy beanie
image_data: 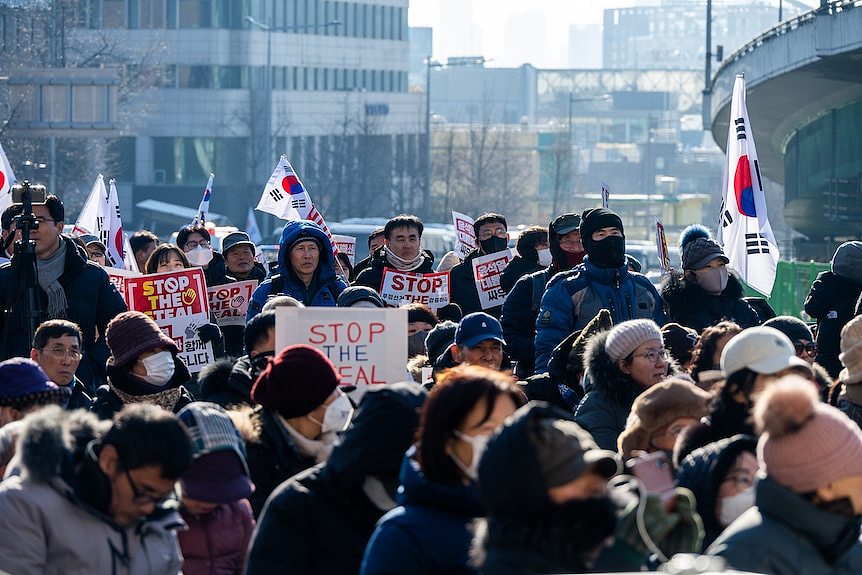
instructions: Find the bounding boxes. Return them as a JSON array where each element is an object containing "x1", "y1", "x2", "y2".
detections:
[
  {"x1": 251, "y1": 344, "x2": 340, "y2": 417},
  {"x1": 755, "y1": 375, "x2": 862, "y2": 493},
  {"x1": 106, "y1": 311, "x2": 179, "y2": 368}
]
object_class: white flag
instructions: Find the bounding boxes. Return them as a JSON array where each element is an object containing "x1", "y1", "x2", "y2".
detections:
[
  {"x1": 191, "y1": 173, "x2": 214, "y2": 226},
  {"x1": 246, "y1": 206, "x2": 263, "y2": 245},
  {"x1": 124, "y1": 234, "x2": 139, "y2": 272},
  {"x1": 0, "y1": 142, "x2": 17, "y2": 214},
  {"x1": 717, "y1": 74, "x2": 779, "y2": 296},
  {"x1": 256, "y1": 155, "x2": 338, "y2": 252},
  {"x1": 105, "y1": 179, "x2": 125, "y2": 269},
  {"x1": 72, "y1": 174, "x2": 107, "y2": 237}
]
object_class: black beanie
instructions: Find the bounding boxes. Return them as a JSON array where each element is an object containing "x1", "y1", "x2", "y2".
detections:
[{"x1": 580, "y1": 208, "x2": 624, "y2": 252}]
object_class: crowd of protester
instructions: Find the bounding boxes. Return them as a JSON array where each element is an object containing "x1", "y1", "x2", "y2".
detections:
[{"x1": 2, "y1": 190, "x2": 862, "y2": 574}]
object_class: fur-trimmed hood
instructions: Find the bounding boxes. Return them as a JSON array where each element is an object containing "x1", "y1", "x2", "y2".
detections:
[
  {"x1": 660, "y1": 269, "x2": 759, "y2": 331},
  {"x1": 18, "y1": 405, "x2": 110, "y2": 484},
  {"x1": 582, "y1": 330, "x2": 679, "y2": 407}
]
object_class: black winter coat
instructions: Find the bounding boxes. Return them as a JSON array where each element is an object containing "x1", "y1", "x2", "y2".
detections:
[
  {"x1": 66, "y1": 378, "x2": 93, "y2": 411},
  {"x1": 245, "y1": 383, "x2": 427, "y2": 575},
  {"x1": 501, "y1": 269, "x2": 551, "y2": 378},
  {"x1": 90, "y1": 357, "x2": 195, "y2": 420},
  {"x1": 203, "y1": 251, "x2": 232, "y2": 287},
  {"x1": 448, "y1": 248, "x2": 505, "y2": 318},
  {"x1": 575, "y1": 331, "x2": 679, "y2": 451},
  {"x1": 660, "y1": 270, "x2": 760, "y2": 332},
  {"x1": 674, "y1": 390, "x2": 755, "y2": 465},
  {"x1": 500, "y1": 255, "x2": 543, "y2": 294},
  {"x1": 231, "y1": 406, "x2": 317, "y2": 518},
  {"x1": 220, "y1": 262, "x2": 267, "y2": 357},
  {"x1": 805, "y1": 271, "x2": 862, "y2": 378},
  {"x1": 0, "y1": 236, "x2": 127, "y2": 388},
  {"x1": 197, "y1": 357, "x2": 248, "y2": 408},
  {"x1": 519, "y1": 327, "x2": 587, "y2": 414},
  {"x1": 353, "y1": 247, "x2": 435, "y2": 292}
]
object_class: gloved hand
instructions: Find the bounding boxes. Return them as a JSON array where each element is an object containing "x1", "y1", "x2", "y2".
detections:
[
  {"x1": 196, "y1": 322, "x2": 225, "y2": 358},
  {"x1": 660, "y1": 487, "x2": 704, "y2": 557}
]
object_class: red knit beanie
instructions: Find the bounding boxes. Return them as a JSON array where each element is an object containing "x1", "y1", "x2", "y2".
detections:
[
  {"x1": 251, "y1": 345, "x2": 340, "y2": 418},
  {"x1": 106, "y1": 311, "x2": 179, "y2": 368}
]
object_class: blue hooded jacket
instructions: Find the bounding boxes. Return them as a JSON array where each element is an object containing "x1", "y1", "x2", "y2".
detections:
[
  {"x1": 247, "y1": 220, "x2": 347, "y2": 320},
  {"x1": 533, "y1": 257, "x2": 665, "y2": 373}
]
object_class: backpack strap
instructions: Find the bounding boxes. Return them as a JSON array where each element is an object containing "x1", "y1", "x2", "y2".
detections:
[{"x1": 531, "y1": 273, "x2": 546, "y2": 313}]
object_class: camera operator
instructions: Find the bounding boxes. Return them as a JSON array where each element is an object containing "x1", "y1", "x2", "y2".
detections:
[{"x1": 0, "y1": 190, "x2": 127, "y2": 390}]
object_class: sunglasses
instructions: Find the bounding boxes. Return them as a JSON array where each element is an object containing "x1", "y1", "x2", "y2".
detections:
[{"x1": 793, "y1": 342, "x2": 818, "y2": 357}]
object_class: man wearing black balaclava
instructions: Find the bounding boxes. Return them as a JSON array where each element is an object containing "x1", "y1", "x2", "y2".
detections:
[
  {"x1": 449, "y1": 213, "x2": 509, "y2": 318},
  {"x1": 533, "y1": 208, "x2": 665, "y2": 374}
]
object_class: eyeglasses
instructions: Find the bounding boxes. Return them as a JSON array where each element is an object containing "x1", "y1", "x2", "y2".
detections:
[
  {"x1": 721, "y1": 472, "x2": 756, "y2": 491},
  {"x1": 477, "y1": 228, "x2": 507, "y2": 240},
  {"x1": 41, "y1": 347, "x2": 82, "y2": 360},
  {"x1": 633, "y1": 348, "x2": 669, "y2": 363},
  {"x1": 122, "y1": 464, "x2": 173, "y2": 507},
  {"x1": 793, "y1": 341, "x2": 818, "y2": 357},
  {"x1": 33, "y1": 217, "x2": 56, "y2": 227},
  {"x1": 184, "y1": 239, "x2": 210, "y2": 250}
]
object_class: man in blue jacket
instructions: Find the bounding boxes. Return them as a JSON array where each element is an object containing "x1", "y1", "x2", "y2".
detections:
[
  {"x1": 533, "y1": 208, "x2": 665, "y2": 373},
  {"x1": 246, "y1": 220, "x2": 347, "y2": 320}
]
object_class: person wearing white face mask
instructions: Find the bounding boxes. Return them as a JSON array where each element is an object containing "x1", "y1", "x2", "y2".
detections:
[
  {"x1": 91, "y1": 311, "x2": 195, "y2": 420},
  {"x1": 676, "y1": 434, "x2": 758, "y2": 551},
  {"x1": 661, "y1": 225, "x2": 760, "y2": 333},
  {"x1": 361, "y1": 365, "x2": 525, "y2": 575},
  {"x1": 229, "y1": 344, "x2": 354, "y2": 517},
  {"x1": 500, "y1": 225, "x2": 548, "y2": 294},
  {"x1": 177, "y1": 224, "x2": 233, "y2": 288}
]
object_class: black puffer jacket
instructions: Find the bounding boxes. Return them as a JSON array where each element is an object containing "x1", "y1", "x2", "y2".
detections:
[
  {"x1": 0, "y1": 236, "x2": 127, "y2": 389},
  {"x1": 660, "y1": 270, "x2": 760, "y2": 332},
  {"x1": 449, "y1": 248, "x2": 504, "y2": 318},
  {"x1": 90, "y1": 356, "x2": 194, "y2": 420},
  {"x1": 203, "y1": 251, "x2": 233, "y2": 287},
  {"x1": 675, "y1": 434, "x2": 757, "y2": 551},
  {"x1": 353, "y1": 247, "x2": 435, "y2": 291},
  {"x1": 805, "y1": 271, "x2": 862, "y2": 378},
  {"x1": 196, "y1": 357, "x2": 246, "y2": 408},
  {"x1": 501, "y1": 269, "x2": 551, "y2": 378},
  {"x1": 500, "y1": 255, "x2": 543, "y2": 294},
  {"x1": 245, "y1": 383, "x2": 426, "y2": 575},
  {"x1": 574, "y1": 331, "x2": 679, "y2": 450},
  {"x1": 519, "y1": 328, "x2": 586, "y2": 414}
]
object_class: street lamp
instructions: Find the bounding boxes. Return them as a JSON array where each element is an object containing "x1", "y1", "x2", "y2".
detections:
[{"x1": 245, "y1": 16, "x2": 341, "y2": 176}]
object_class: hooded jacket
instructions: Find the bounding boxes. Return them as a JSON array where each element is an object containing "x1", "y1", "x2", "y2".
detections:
[
  {"x1": 675, "y1": 435, "x2": 757, "y2": 551},
  {"x1": 534, "y1": 257, "x2": 665, "y2": 374},
  {"x1": 805, "y1": 271, "x2": 861, "y2": 378},
  {"x1": 246, "y1": 221, "x2": 346, "y2": 320},
  {"x1": 361, "y1": 447, "x2": 485, "y2": 575},
  {"x1": 708, "y1": 476, "x2": 862, "y2": 575},
  {"x1": 0, "y1": 407, "x2": 185, "y2": 575},
  {"x1": 0, "y1": 236, "x2": 128, "y2": 389},
  {"x1": 449, "y1": 247, "x2": 505, "y2": 318},
  {"x1": 197, "y1": 357, "x2": 248, "y2": 408},
  {"x1": 229, "y1": 405, "x2": 318, "y2": 517},
  {"x1": 500, "y1": 254, "x2": 544, "y2": 294},
  {"x1": 245, "y1": 383, "x2": 426, "y2": 575},
  {"x1": 353, "y1": 246, "x2": 435, "y2": 292},
  {"x1": 660, "y1": 270, "x2": 760, "y2": 332},
  {"x1": 91, "y1": 356, "x2": 195, "y2": 420},
  {"x1": 574, "y1": 331, "x2": 679, "y2": 451}
]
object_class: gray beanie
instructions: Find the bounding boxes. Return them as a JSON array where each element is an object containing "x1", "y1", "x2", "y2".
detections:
[
  {"x1": 605, "y1": 319, "x2": 663, "y2": 361},
  {"x1": 679, "y1": 225, "x2": 729, "y2": 271},
  {"x1": 832, "y1": 241, "x2": 862, "y2": 285}
]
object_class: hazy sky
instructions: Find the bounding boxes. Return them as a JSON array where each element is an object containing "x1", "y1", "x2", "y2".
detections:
[{"x1": 409, "y1": 0, "x2": 792, "y2": 68}]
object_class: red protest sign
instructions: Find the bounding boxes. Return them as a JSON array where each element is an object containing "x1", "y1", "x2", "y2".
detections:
[
  {"x1": 472, "y1": 250, "x2": 512, "y2": 310},
  {"x1": 207, "y1": 280, "x2": 257, "y2": 327},
  {"x1": 125, "y1": 268, "x2": 209, "y2": 321}
]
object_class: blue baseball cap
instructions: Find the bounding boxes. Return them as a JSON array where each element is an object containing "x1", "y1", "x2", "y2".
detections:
[{"x1": 455, "y1": 312, "x2": 506, "y2": 349}]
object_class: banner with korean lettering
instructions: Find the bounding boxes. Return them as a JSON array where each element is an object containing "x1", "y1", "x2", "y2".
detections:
[
  {"x1": 379, "y1": 268, "x2": 450, "y2": 309},
  {"x1": 106, "y1": 268, "x2": 142, "y2": 301},
  {"x1": 452, "y1": 211, "x2": 477, "y2": 260},
  {"x1": 207, "y1": 280, "x2": 257, "y2": 327},
  {"x1": 655, "y1": 218, "x2": 670, "y2": 275},
  {"x1": 275, "y1": 307, "x2": 408, "y2": 396},
  {"x1": 472, "y1": 249, "x2": 512, "y2": 310},
  {"x1": 125, "y1": 268, "x2": 213, "y2": 373},
  {"x1": 332, "y1": 234, "x2": 356, "y2": 266}
]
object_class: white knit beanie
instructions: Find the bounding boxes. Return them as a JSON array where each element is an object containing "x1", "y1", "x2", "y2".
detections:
[{"x1": 605, "y1": 319, "x2": 663, "y2": 362}]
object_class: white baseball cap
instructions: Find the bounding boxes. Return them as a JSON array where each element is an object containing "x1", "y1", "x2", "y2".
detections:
[{"x1": 720, "y1": 326, "x2": 812, "y2": 378}]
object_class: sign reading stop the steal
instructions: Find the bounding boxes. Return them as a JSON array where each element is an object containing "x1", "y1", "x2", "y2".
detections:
[
  {"x1": 125, "y1": 268, "x2": 213, "y2": 374},
  {"x1": 275, "y1": 307, "x2": 408, "y2": 395},
  {"x1": 379, "y1": 268, "x2": 450, "y2": 309},
  {"x1": 207, "y1": 280, "x2": 257, "y2": 327}
]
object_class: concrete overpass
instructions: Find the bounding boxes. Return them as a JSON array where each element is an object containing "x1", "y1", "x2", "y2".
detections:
[{"x1": 708, "y1": 1, "x2": 862, "y2": 245}]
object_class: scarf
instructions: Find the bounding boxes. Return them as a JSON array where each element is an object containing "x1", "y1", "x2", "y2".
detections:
[
  {"x1": 37, "y1": 240, "x2": 69, "y2": 319},
  {"x1": 108, "y1": 380, "x2": 183, "y2": 412},
  {"x1": 383, "y1": 245, "x2": 425, "y2": 272},
  {"x1": 276, "y1": 413, "x2": 337, "y2": 463}
]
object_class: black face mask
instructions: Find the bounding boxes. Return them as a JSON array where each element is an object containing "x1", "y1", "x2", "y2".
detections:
[
  {"x1": 480, "y1": 236, "x2": 508, "y2": 255},
  {"x1": 588, "y1": 236, "x2": 626, "y2": 269}
]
